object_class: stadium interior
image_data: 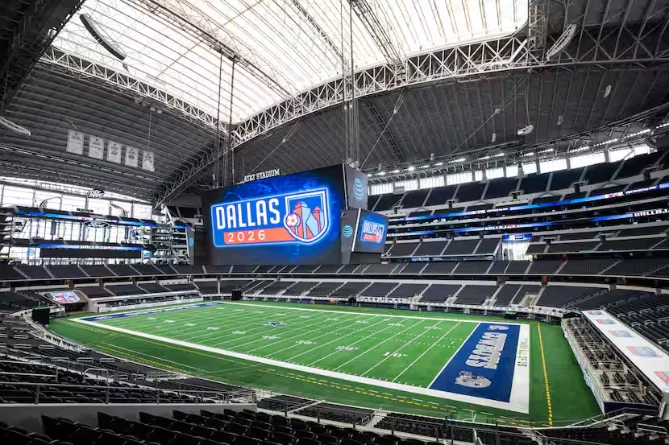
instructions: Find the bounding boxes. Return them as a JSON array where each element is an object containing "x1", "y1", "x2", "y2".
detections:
[{"x1": 2, "y1": 1, "x2": 669, "y2": 445}]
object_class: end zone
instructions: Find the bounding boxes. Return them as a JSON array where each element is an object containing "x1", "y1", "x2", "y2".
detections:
[{"x1": 430, "y1": 322, "x2": 530, "y2": 412}]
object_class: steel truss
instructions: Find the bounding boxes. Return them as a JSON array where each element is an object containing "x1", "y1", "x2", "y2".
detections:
[
  {"x1": 367, "y1": 103, "x2": 669, "y2": 186},
  {"x1": 151, "y1": 139, "x2": 223, "y2": 207},
  {"x1": 39, "y1": 6, "x2": 669, "y2": 206},
  {"x1": 42, "y1": 23, "x2": 669, "y2": 150},
  {"x1": 232, "y1": 22, "x2": 669, "y2": 147},
  {"x1": 134, "y1": 0, "x2": 293, "y2": 99},
  {"x1": 527, "y1": 0, "x2": 548, "y2": 58},
  {"x1": 149, "y1": 22, "x2": 669, "y2": 206},
  {"x1": 349, "y1": 0, "x2": 404, "y2": 66},
  {"x1": 40, "y1": 48, "x2": 221, "y2": 130},
  {"x1": 1, "y1": 0, "x2": 86, "y2": 109}
]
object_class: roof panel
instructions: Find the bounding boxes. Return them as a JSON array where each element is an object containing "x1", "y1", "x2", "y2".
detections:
[{"x1": 51, "y1": 0, "x2": 528, "y2": 125}]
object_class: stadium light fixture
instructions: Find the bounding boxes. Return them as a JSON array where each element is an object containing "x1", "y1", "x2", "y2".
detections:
[
  {"x1": 434, "y1": 162, "x2": 444, "y2": 166},
  {"x1": 517, "y1": 124, "x2": 534, "y2": 136},
  {"x1": 80, "y1": 13, "x2": 127, "y2": 61},
  {"x1": 407, "y1": 166, "x2": 416, "y2": 172},
  {"x1": 0, "y1": 116, "x2": 31, "y2": 136},
  {"x1": 378, "y1": 171, "x2": 386, "y2": 176},
  {"x1": 545, "y1": 24, "x2": 577, "y2": 60},
  {"x1": 419, "y1": 164, "x2": 430, "y2": 169},
  {"x1": 391, "y1": 169, "x2": 400, "y2": 174}
]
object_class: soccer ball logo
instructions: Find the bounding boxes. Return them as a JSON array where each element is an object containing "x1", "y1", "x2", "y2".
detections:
[
  {"x1": 284, "y1": 197, "x2": 326, "y2": 242},
  {"x1": 285, "y1": 213, "x2": 301, "y2": 228}
]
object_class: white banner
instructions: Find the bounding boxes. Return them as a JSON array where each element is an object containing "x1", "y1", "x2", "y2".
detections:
[
  {"x1": 107, "y1": 141, "x2": 122, "y2": 164},
  {"x1": 88, "y1": 136, "x2": 105, "y2": 159},
  {"x1": 142, "y1": 150, "x2": 155, "y2": 172},
  {"x1": 66, "y1": 130, "x2": 84, "y2": 155},
  {"x1": 582, "y1": 309, "x2": 669, "y2": 392},
  {"x1": 125, "y1": 146, "x2": 139, "y2": 168}
]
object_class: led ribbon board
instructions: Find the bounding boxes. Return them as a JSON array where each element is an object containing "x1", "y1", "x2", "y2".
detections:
[
  {"x1": 210, "y1": 188, "x2": 330, "y2": 247},
  {"x1": 395, "y1": 182, "x2": 669, "y2": 224}
]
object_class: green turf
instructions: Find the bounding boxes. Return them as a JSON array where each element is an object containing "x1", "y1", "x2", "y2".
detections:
[
  {"x1": 93, "y1": 302, "x2": 477, "y2": 387},
  {"x1": 50, "y1": 301, "x2": 600, "y2": 426}
]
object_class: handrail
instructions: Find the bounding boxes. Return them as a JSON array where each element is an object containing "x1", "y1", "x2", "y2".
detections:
[
  {"x1": 0, "y1": 380, "x2": 250, "y2": 394},
  {"x1": 0, "y1": 379, "x2": 256, "y2": 405},
  {"x1": 83, "y1": 367, "x2": 109, "y2": 382},
  {"x1": 258, "y1": 398, "x2": 616, "y2": 445}
]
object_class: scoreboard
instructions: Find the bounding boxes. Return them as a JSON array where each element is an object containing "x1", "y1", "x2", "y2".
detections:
[
  {"x1": 204, "y1": 165, "x2": 367, "y2": 265},
  {"x1": 354, "y1": 210, "x2": 388, "y2": 253},
  {"x1": 211, "y1": 189, "x2": 331, "y2": 247},
  {"x1": 341, "y1": 209, "x2": 388, "y2": 254}
]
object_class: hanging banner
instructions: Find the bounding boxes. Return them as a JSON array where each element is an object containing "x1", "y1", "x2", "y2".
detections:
[
  {"x1": 88, "y1": 136, "x2": 105, "y2": 159},
  {"x1": 125, "y1": 146, "x2": 139, "y2": 168},
  {"x1": 66, "y1": 130, "x2": 84, "y2": 155},
  {"x1": 142, "y1": 150, "x2": 155, "y2": 172},
  {"x1": 107, "y1": 141, "x2": 122, "y2": 164}
]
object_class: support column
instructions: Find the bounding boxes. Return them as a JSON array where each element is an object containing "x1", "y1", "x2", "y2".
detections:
[
  {"x1": 214, "y1": 53, "x2": 224, "y2": 188},
  {"x1": 224, "y1": 57, "x2": 237, "y2": 186}
]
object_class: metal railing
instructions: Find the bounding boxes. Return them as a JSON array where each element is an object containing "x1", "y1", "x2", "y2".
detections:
[
  {"x1": 254, "y1": 396, "x2": 641, "y2": 445},
  {"x1": 0, "y1": 380, "x2": 256, "y2": 405},
  {"x1": 0, "y1": 354, "x2": 255, "y2": 405}
]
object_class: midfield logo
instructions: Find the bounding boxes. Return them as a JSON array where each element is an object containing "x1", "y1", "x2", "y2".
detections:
[{"x1": 211, "y1": 188, "x2": 330, "y2": 247}]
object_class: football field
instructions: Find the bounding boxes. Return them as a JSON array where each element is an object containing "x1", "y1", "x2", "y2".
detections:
[
  {"x1": 76, "y1": 302, "x2": 530, "y2": 412},
  {"x1": 52, "y1": 301, "x2": 601, "y2": 425}
]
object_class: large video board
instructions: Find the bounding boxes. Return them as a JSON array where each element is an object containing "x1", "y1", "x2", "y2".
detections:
[{"x1": 203, "y1": 165, "x2": 347, "y2": 265}]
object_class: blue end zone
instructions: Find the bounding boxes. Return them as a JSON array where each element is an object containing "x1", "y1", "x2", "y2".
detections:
[
  {"x1": 80, "y1": 301, "x2": 226, "y2": 323},
  {"x1": 429, "y1": 322, "x2": 520, "y2": 402}
]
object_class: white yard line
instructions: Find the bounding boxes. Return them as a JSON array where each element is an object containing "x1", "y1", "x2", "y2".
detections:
[
  {"x1": 286, "y1": 317, "x2": 391, "y2": 361},
  {"x1": 332, "y1": 319, "x2": 428, "y2": 371},
  {"x1": 223, "y1": 302, "x2": 523, "y2": 325},
  {"x1": 206, "y1": 312, "x2": 334, "y2": 348},
  {"x1": 307, "y1": 320, "x2": 400, "y2": 366},
  {"x1": 75, "y1": 316, "x2": 529, "y2": 413},
  {"x1": 147, "y1": 309, "x2": 279, "y2": 342},
  {"x1": 391, "y1": 322, "x2": 462, "y2": 383},
  {"x1": 428, "y1": 322, "x2": 480, "y2": 388},
  {"x1": 211, "y1": 312, "x2": 337, "y2": 350},
  {"x1": 247, "y1": 315, "x2": 368, "y2": 355},
  {"x1": 101, "y1": 304, "x2": 260, "y2": 331},
  {"x1": 361, "y1": 320, "x2": 444, "y2": 377}
]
